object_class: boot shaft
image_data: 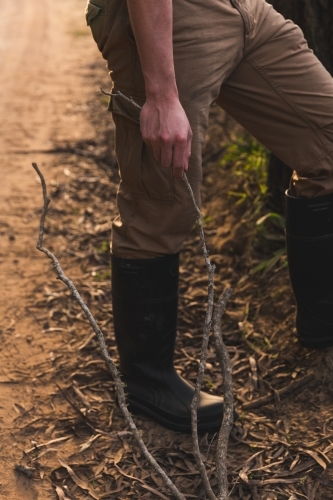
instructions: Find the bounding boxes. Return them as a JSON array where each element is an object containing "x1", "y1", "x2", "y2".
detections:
[
  {"x1": 111, "y1": 253, "x2": 179, "y2": 374},
  {"x1": 285, "y1": 191, "x2": 333, "y2": 238},
  {"x1": 285, "y1": 191, "x2": 333, "y2": 347}
]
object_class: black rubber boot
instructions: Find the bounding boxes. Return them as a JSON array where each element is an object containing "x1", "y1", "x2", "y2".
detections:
[
  {"x1": 286, "y1": 191, "x2": 333, "y2": 348},
  {"x1": 111, "y1": 253, "x2": 224, "y2": 433}
]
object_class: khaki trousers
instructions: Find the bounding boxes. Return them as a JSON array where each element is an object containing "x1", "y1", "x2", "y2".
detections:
[{"x1": 86, "y1": 0, "x2": 333, "y2": 258}]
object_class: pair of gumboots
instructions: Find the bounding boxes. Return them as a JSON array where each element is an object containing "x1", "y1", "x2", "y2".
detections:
[{"x1": 111, "y1": 192, "x2": 333, "y2": 433}]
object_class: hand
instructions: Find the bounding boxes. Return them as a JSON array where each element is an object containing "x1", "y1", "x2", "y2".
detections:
[{"x1": 140, "y1": 96, "x2": 192, "y2": 179}]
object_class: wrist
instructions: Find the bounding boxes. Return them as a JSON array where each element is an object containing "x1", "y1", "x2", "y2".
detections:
[
  {"x1": 145, "y1": 73, "x2": 179, "y2": 101},
  {"x1": 145, "y1": 84, "x2": 179, "y2": 104}
]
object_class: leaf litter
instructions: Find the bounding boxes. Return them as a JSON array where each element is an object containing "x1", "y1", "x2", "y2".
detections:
[{"x1": 12, "y1": 66, "x2": 333, "y2": 500}]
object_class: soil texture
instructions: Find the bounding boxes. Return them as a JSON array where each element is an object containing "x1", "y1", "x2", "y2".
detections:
[{"x1": 1, "y1": 1, "x2": 333, "y2": 499}]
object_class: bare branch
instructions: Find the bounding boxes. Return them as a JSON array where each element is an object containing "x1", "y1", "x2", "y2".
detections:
[
  {"x1": 184, "y1": 173, "x2": 234, "y2": 500},
  {"x1": 191, "y1": 265, "x2": 217, "y2": 500},
  {"x1": 183, "y1": 173, "x2": 212, "y2": 269},
  {"x1": 115, "y1": 90, "x2": 143, "y2": 110},
  {"x1": 183, "y1": 173, "x2": 218, "y2": 500},
  {"x1": 32, "y1": 163, "x2": 186, "y2": 500},
  {"x1": 100, "y1": 86, "x2": 112, "y2": 96},
  {"x1": 213, "y1": 289, "x2": 234, "y2": 500},
  {"x1": 100, "y1": 88, "x2": 142, "y2": 110},
  {"x1": 242, "y1": 372, "x2": 314, "y2": 411}
]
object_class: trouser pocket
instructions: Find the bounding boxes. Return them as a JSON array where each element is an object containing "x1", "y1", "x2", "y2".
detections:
[
  {"x1": 111, "y1": 94, "x2": 175, "y2": 204},
  {"x1": 85, "y1": 0, "x2": 106, "y2": 44},
  {"x1": 230, "y1": 0, "x2": 253, "y2": 37}
]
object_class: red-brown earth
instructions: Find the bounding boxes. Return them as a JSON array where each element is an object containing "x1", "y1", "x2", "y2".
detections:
[{"x1": 1, "y1": 1, "x2": 333, "y2": 499}]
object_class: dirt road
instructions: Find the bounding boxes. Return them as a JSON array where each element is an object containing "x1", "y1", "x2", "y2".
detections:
[{"x1": 0, "y1": 1, "x2": 108, "y2": 497}]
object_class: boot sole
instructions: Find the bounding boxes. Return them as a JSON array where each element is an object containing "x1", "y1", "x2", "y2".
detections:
[{"x1": 127, "y1": 400, "x2": 224, "y2": 434}]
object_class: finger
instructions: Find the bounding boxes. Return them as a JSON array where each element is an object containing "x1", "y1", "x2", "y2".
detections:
[
  {"x1": 140, "y1": 109, "x2": 162, "y2": 161},
  {"x1": 183, "y1": 149, "x2": 191, "y2": 172},
  {"x1": 151, "y1": 142, "x2": 162, "y2": 163},
  {"x1": 172, "y1": 136, "x2": 187, "y2": 178},
  {"x1": 183, "y1": 130, "x2": 192, "y2": 172},
  {"x1": 160, "y1": 141, "x2": 173, "y2": 169},
  {"x1": 173, "y1": 166, "x2": 184, "y2": 179}
]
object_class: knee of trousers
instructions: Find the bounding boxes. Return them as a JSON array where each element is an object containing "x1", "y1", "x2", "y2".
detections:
[{"x1": 111, "y1": 180, "x2": 199, "y2": 259}]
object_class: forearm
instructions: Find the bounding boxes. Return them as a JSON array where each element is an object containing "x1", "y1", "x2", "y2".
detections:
[
  {"x1": 126, "y1": 0, "x2": 192, "y2": 178},
  {"x1": 127, "y1": 0, "x2": 178, "y2": 100}
]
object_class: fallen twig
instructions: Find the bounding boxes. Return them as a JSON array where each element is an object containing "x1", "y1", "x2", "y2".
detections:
[
  {"x1": 25, "y1": 435, "x2": 71, "y2": 454},
  {"x1": 242, "y1": 373, "x2": 314, "y2": 410}
]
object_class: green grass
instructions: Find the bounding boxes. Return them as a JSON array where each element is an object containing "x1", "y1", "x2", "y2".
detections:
[
  {"x1": 220, "y1": 133, "x2": 287, "y2": 274},
  {"x1": 94, "y1": 240, "x2": 110, "y2": 255},
  {"x1": 92, "y1": 270, "x2": 111, "y2": 281},
  {"x1": 220, "y1": 134, "x2": 269, "y2": 211}
]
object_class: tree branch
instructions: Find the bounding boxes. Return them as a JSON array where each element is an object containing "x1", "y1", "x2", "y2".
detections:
[
  {"x1": 213, "y1": 289, "x2": 234, "y2": 500},
  {"x1": 100, "y1": 88, "x2": 142, "y2": 110},
  {"x1": 183, "y1": 173, "x2": 219, "y2": 500},
  {"x1": 242, "y1": 372, "x2": 314, "y2": 411},
  {"x1": 184, "y1": 174, "x2": 233, "y2": 500},
  {"x1": 32, "y1": 162, "x2": 186, "y2": 500}
]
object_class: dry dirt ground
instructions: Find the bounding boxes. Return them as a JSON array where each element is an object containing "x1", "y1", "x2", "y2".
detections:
[{"x1": 1, "y1": 1, "x2": 333, "y2": 500}]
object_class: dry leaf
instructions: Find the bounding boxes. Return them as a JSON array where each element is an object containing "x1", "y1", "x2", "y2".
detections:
[
  {"x1": 113, "y1": 447, "x2": 124, "y2": 465},
  {"x1": 13, "y1": 403, "x2": 27, "y2": 414},
  {"x1": 14, "y1": 465, "x2": 35, "y2": 479},
  {"x1": 115, "y1": 465, "x2": 170, "y2": 500},
  {"x1": 309, "y1": 480, "x2": 320, "y2": 500},
  {"x1": 55, "y1": 486, "x2": 71, "y2": 500},
  {"x1": 25, "y1": 436, "x2": 71, "y2": 454},
  {"x1": 79, "y1": 434, "x2": 101, "y2": 452},
  {"x1": 289, "y1": 454, "x2": 299, "y2": 471},
  {"x1": 300, "y1": 449, "x2": 327, "y2": 470},
  {"x1": 140, "y1": 483, "x2": 170, "y2": 500},
  {"x1": 73, "y1": 384, "x2": 92, "y2": 411},
  {"x1": 94, "y1": 459, "x2": 108, "y2": 478},
  {"x1": 239, "y1": 469, "x2": 249, "y2": 484},
  {"x1": 58, "y1": 460, "x2": 101, "y2": 500}
]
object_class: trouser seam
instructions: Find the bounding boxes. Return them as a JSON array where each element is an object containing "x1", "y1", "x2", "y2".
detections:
[
  {"x1": 304, "y1": 153, "x2": 333, "y2": 174},
  {"x1": 245, "y1": 56, "x2": 333, "y2": 170}
]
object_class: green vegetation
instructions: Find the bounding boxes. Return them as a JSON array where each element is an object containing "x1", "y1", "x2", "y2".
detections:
[
  {"x1": 220, "y1": 134, "x2": 269, "y2": 212},
  {"x1": 94, "y1": 240, "x2": 110, "y2": 255},
  {"x1": 100, "y1": 95, "x2": 110, "y2": 107},
  {"x1": 92, "y1": 269, "x2": 111, "y2": 281},
  {"x1": 220, "y1": 133, "x2": 287, "y2": 274}
]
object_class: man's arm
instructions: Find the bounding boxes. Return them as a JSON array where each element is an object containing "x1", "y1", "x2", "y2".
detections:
[{"x1": 127, "y1": 0, "x2": 192, "y2": 179}]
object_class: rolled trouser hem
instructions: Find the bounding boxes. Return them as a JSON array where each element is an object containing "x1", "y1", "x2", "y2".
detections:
[
  {"x1": 290, "y1": 171, "x2": 333, "y2": 198},
  {"x1": 111, "y1": 180, "x2": 198, "y2": 259}
]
